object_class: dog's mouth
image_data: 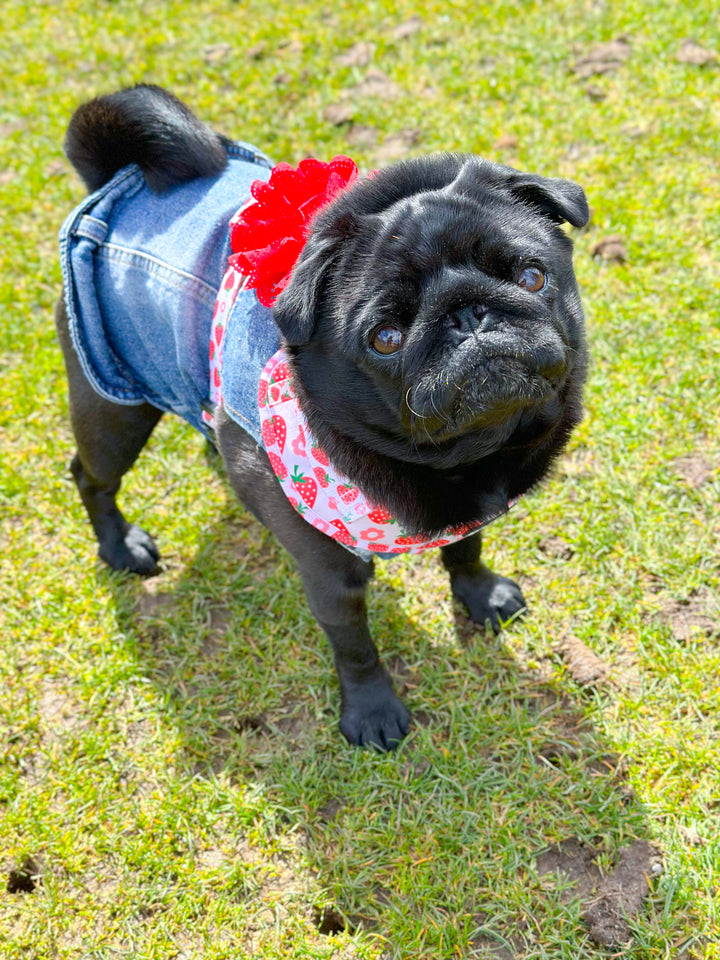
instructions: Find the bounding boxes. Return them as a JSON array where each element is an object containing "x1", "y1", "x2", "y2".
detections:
[{"x1": 404, "y1": 353, "x2": 563, "y2": 447}]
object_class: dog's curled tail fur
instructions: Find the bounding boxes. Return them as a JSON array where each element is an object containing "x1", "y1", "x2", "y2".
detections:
[{"x1": 64, "y1": 84, "x2": 229, "y2": 194}]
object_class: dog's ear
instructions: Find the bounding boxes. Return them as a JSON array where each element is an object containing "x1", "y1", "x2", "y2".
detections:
[
  {"x1": 509, "y1": 173, "x2": 589, "y2": 228},
  {"x1": 272, "y1": 211, "x2": 357, "y2": 345}
]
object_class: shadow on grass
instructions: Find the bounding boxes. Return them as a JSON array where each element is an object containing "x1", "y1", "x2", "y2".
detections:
[{"x1": 105, "y1": 501, "x2": 665, "y2": 957}]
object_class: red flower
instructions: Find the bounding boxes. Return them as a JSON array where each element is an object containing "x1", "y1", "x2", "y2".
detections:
[{"x1": 229, "y1": 156, "x2": 359, "y2": 307}]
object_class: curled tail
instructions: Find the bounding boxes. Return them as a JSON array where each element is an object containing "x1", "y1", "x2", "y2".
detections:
[{"x1": 64, "y1": 84, "x2": 229, "y2": 193}]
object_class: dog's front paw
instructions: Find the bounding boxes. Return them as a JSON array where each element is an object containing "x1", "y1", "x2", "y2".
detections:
[
  {"x1": 452, "y1": 568, "x2": 527, "y2": 633},
  {"x1": 339, "y1": 673, "x2": 410, "y2": 751},
  {"x1": 99, "y1": 524, "x2": 160, "y2": 576}
]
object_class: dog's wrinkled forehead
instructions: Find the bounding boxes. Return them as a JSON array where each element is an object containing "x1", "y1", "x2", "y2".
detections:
[
  {"x1": 364, "y1": 155, "x2": 588, "y2": 228},
  {"x1": 370, "y1": 156, "x2": 586, "y2": 262}
]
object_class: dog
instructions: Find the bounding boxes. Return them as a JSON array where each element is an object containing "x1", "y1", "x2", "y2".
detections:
[{"x1": 56, "y1": 85, "x2": 589, "y2": 751}]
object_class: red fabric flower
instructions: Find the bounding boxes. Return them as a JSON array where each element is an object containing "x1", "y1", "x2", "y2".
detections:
[{"x1": 229, "y1": 156, "x2": 359, "y2": 307}]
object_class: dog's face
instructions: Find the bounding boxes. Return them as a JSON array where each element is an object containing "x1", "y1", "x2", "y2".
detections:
[{"x1": 273, "y1": 155, "x2": 589, "y2": 473}]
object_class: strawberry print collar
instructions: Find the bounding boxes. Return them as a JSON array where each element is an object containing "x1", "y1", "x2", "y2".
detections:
[{"x1": 257, "y1": 350, "x2": 510, "y2": 558}]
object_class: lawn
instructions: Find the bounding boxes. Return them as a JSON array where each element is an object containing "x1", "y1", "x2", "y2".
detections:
[{"x1": 1, "y1": 1, "x2": 719, "y2": 957}]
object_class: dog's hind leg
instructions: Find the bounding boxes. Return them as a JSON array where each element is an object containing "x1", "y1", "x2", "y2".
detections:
[{"x1": 55, "y1": 299, "x2": 164, "y2": 575}]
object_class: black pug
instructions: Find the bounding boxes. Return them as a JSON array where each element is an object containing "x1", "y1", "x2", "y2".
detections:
[{"x1": 56, "y1": 86, "x2": 589, "y2": 751}]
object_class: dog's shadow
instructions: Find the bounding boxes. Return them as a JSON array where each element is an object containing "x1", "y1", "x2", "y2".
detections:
[{"x1": 106, "y1": 497, "x2": 660, "y2": 953}]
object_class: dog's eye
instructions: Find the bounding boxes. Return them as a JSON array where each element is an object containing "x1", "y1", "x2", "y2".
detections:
[
  {"x1": 517, "y1": 265, "x2": 546, "y2": 292},
  {"x1": 371, "y1": 326, "x2": 405, "y2": 355}
]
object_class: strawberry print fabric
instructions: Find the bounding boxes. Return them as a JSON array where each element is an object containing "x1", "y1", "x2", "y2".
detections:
[{"x1": 202, "y1": 265, "x2": 248, "y2": 430}]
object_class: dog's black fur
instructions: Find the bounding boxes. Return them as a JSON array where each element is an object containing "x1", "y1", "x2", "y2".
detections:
[{"x1": 58, "y1": 85, "x2": 589, "y2": 751}]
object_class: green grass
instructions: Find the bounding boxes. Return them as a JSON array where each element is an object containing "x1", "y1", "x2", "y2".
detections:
[{"x1": 1, "y1": 0, "x2": 719, "y2": 956}]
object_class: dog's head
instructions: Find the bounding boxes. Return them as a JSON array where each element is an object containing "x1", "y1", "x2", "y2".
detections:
[{"x1": 273, "y1": 154, "x2": 588, "y2": 483}]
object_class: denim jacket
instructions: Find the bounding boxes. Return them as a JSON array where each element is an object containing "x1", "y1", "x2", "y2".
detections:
[{"x1": 59, "y1": 142, "x2": 278, "y2": 443}]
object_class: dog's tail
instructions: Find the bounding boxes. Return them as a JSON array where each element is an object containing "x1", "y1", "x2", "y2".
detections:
[{"x1": 64, "y1": 84, "x2": 229, "y2": 194}]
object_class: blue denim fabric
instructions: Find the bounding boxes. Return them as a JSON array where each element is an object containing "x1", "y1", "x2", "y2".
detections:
[{"x1": 59, "y1": 142, "x2": 279, "y2": 442}]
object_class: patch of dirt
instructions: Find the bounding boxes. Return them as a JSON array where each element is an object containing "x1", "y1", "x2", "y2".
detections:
[
  {"x1": 571, "y1": 37, "x2": 632, "y2": 78},
  {"x1": 316, "y1": 797, "x2": 345, "y2": 822},
  {"x1": 671, "y1": 454, "x2": 715, "y2": 488},
  {"x1": 345, "y1": 68, "x2": 402, "y2": 101},
  {"x1": 135, "y1": 590, "x2": 175, "y2": 619},
  {"x1": 556, "y1": 635, "x2": 609, "y2": 686},
  {"x1": 557, "y1": 446, "x2": 595, "y2": 478},
  {"x1": 245, "y1": 42, "x2": 267, "y2": 61},
  {"x1": 659, "y1": 592, "x2": 718, "y2": 642},
  {"x1": 345, "y1": 124, "x2": 379, "y2": 148},
  {"x1": 6, "y1": 856, "x2": 42, "y2": 894},
  {"x1": 584, "y1": 83, "x2": 607, "y2": 101},
  {"x1": 45, "y1": 159, "x2": 67, "y2": 178},
  {"x1": 492, "y1": 134, "x2": 518, "y2": 151},
  {"x1": 591, "y1": 234, "x2": 628, "y2": 262},
  {"x1": 538, "y1": 838, "x2": 661, "y2": 947},
  {"x1": 335, "y1": 42, "x2": 374, "y2": 68},
  {"x1": 324, "y1": 101, "x2": 355, "y2": 126},
  {"x1": 313, "y1": 904, "x2": 348, "y2": 935},
  {"x1": 583, "y1": 841, "x2": 662, "y2": 946},
  {"x1": 537, "y1": 838, "x2": 601, "y2": 900},
  {"x1": 269, "y1": 702, "x2": 315, "y2": 740},
  {"x1": 372, "y1": 128, "x2": 422, "y2": 164},
  {"x1": 676, "y1": 39, "x2": 717, "y2": 65},
  {"x1": 234, "y1": 713, "x2": 270, "y2": 735},
  {"x1": 0, "y1": 120, "x2": 26, "y2": 138},
  {"x1": 538, "y1": 535, "x2": 574, "y2": 560},
  {"x1": 203, "y1": 43, "x2": 232, "y2": 64},
  {"x1": 393, "y1": 16, "x2": 423, "y2": 40}
]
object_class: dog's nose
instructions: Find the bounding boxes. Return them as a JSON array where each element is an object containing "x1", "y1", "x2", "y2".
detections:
[{"x1": 449, "y1": 303, "x2": 492, "y2": 334}]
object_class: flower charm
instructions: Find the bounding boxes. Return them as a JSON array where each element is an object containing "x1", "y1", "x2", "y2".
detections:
[{"x1": 229, "y1": 156, "x2": 359, "y2": 307}]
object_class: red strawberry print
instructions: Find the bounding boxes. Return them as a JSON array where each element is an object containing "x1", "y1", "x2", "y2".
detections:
[
  {"x1": 391, "y1": 547, "x2": 412, "y2": 554},
  {"x1": 213, "y1": 367, "x2": 221, "y2": 388},
  {"x1": 424, "y1": 539, "x2": 450, "y2": 549},
  {"x1": 261, "y1": 419, "x2": 276, "y2": 448},
  {"x1": 337, "y1": 484, "x2": 358, "y2": 504},
  {"x1": 313, "y1": 466, "x2": 331, "y2": 488},
  {"x1": 368, "y1": 506, "x2": 393, "y2": 524},
  {"x1": 271, "y1": 361, "x2": 292, "y2": 382},
  {"x1": 258, "y1": 379, "x2": 268, "y2": 407},
  {"x1": 271, "y1": 415, "x2": 287, "y2": 452},
  {"x1": 368, "y1": 543, "x2": 391, "y2": 552},
  {"x1": 311, "y1": 444, "x2": 329, "y2": 466},
  {"x1": 291, "y1": 466, "x2": 317, "y2": 509},
  {"x1": 394, "y1": 533, "x2": 429, "y2": 546},
  {"x1": 267, "y1": 452, "x2": 287, "y2": 480},
  {"x1": 448, "y1": 520, "x2": 483, "y2": 536},
  {"x1": 329, "y1": 519, "x2": 356, "y2": 546},
  {"x1": 288, "y1": 496, "x2": 306, "y2": 515}
]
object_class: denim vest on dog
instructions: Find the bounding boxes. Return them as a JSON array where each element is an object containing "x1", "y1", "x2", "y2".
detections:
[{"x1": 59, "y1": 142, "x2": 277, "y2": 444}]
